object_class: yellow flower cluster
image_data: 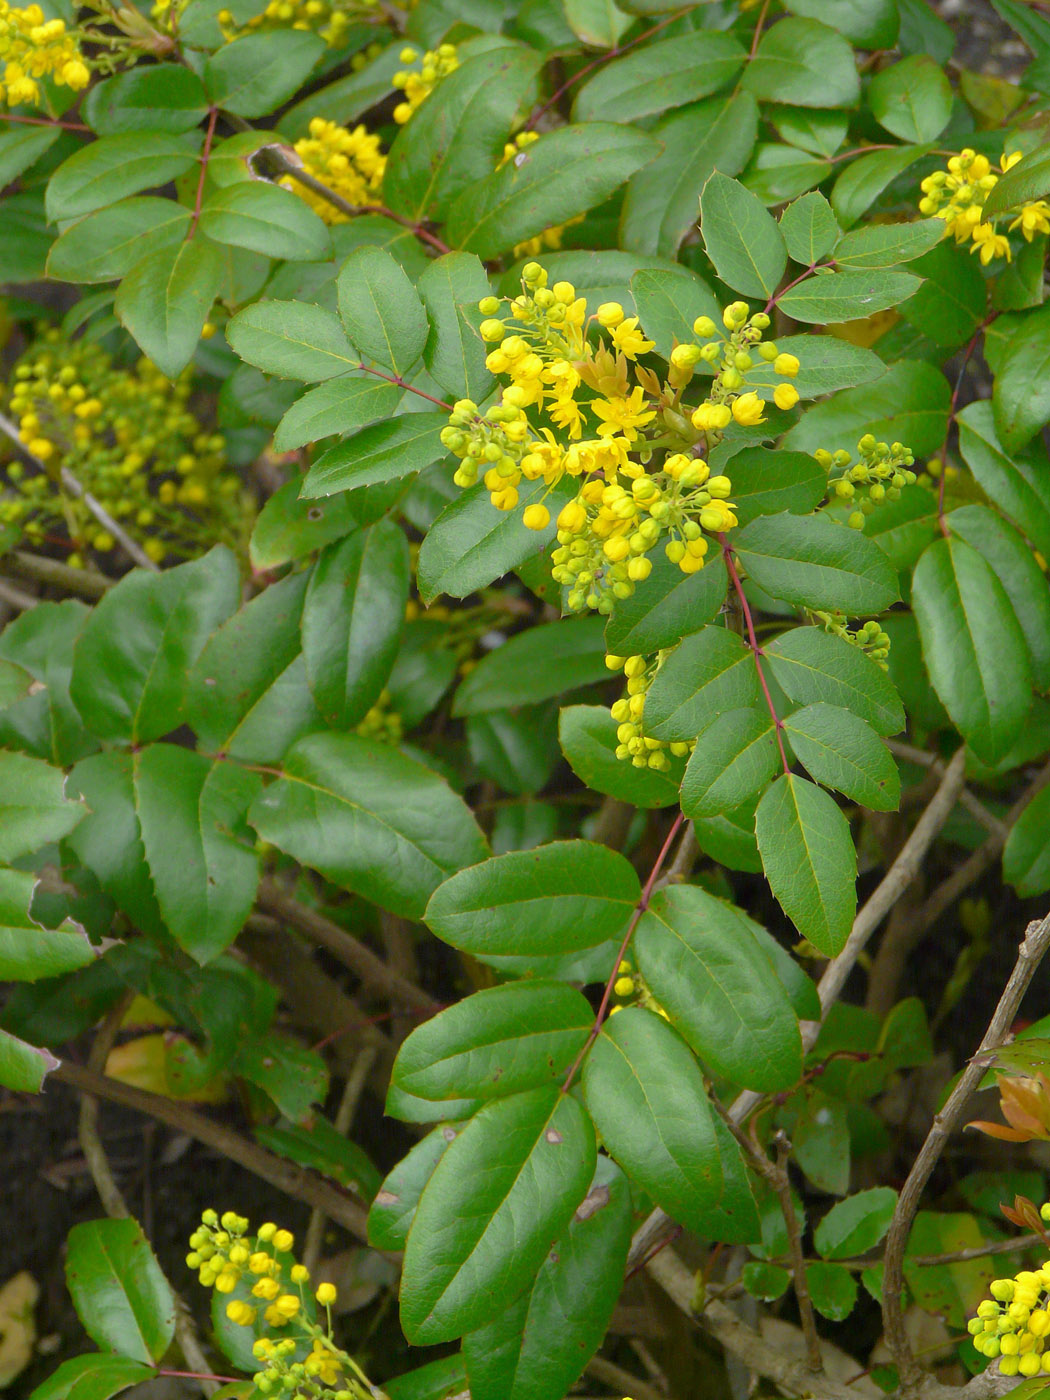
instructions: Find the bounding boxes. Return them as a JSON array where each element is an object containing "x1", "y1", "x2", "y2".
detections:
[
  {"x1": 919, "y1": 148, "x2": 1050, "y2": 264},
  {"x1": 610, "y1": 958, "x2": 672, "y2": 1015},
  {"x1": 217, "y1": 0, "x2": 377, "y2": 45},
  {"x1": 605, "y1": 652, "x2": 692, "y2": 770},
  {"x1": 970, "y1": 1229, "x2": 1050, "y2": 1376},
  {"x1": 187, "y1": 1210, "x2": 382, "y2": 1400},
  {"x1": 1, "y1": 330, "x2": 245, "y2": 565},
  {"x1": 0, "y1": 1, "x2": 88, "y2": 106},
  {"x1": 440, "y1": 262, "x2": 802, "y2": 616},
  {"x1": 817, "y1": 434, "x2": 917, "y2": 531},
  {"x1": 391, "y1": 43, "x2": 457, "y2": 125},
  {"x1": 498, "y1": 132, "x2": 585, "y2": 260},
  {"x1": 285, "y1": 117, "x2": 386, "y2": 223}
]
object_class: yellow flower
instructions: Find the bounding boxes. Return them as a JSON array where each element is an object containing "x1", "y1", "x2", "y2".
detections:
[
  {"x1": 971, "y1": 222, "x2": 1011, "y2": 265},
  {"x1": 774, "y1": 353, "x2": 799, "y2": 377},
  {"x1": 609, "y1": 317, "x2": 655, "y2": 359},
  {"x1": 731, "y1": 392, "x2": 765, "y2": 426},
  {"x1": 522, "y1": 503, "x2": 550, "y2": 530},
  {"x1": 774, "y1": 383, "x2": 799, "y2": 411},
  {"x1": 591, "y1": 386, "x2": 656, "y2": 440},
  {"x1": 1009, "y1": 201, "x2": 1050, "y2": 241},
  {"x1": 691, "y1": 402, "x2": 731, "y2": 431},
  {"x1": 283, "y1": 118, "x2": 386, "y2": 224}
]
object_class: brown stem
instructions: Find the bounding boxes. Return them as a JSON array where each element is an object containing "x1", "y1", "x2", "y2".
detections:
[
  {"x1": 3, "y1": 549, "x2": 112, "y2": 598},
  {"x1": 590, "y1": 794, "x2": 635, "y2": 850},
  {"x1": 882, "y1": 909, "x2": 1050, "y2": 1391},
  {"x1": 188, "y1": 107, "x2": 218, "y2": 239},
  {"x1": 886, "y1": 740, "x2": 1006, "y2": 838},
  {"x1": 721, "y1": 539, "x2": 790, "y2": 774}
]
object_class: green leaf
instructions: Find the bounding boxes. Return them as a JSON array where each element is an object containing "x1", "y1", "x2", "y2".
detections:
[
  {"x1": 85, "y1": 64, "x2": 208, "y2": 134},
  {"x1": 46, "y1": 133, "x2": 200, "y2": 222},
  {"x1": 0, "y1": 599, "x2": 96, "y2": 767},
  {"x1": 699, "y1": 171, "x2": 787, "y2": 299},
  {"x1": 993, "y1": 305, "x2": 1050, "y2": 452},
  {"x1": 383, "y1": 1356, "x2": 467, "y2": 1400},
  {"x1": 574, "y1": 32, "x2": 744, "y2": 123},
  {"x1": 783, "y1": 0, "x2": 899, "y2": 46},
  {"x1": 203, "y1": 30, "x2": 324, "y2": 117},
  {"x1": 236, "y1": 1034, "x2": 328, "y2": 1119},
  {"x1": 417, "y1": 253, "x2": 493, "y2": 401},
  {"x1": 28, "y1": 1355, "x2": 156, "y2": 1400},
  {"x1": 0, "y1": 1028, "x2": 58, "y2": 1093},
  {"x1": 69, "y1": 547, "x2": 239, "y2": 744},
  {"x1": 199, "y1": 182, "x2": 330, "y2": 262},
  {"x1": 135, "y1": 745, "x2": 260, "y2": 963},
  {"x1": 369, "y1": 1126, "x2": 458, "y2": 1251},
  {"x1": 453, "y1": 617, "x2": 607, "y2": 715},
  {"x1": 755, "y1": 773, "x2": 857, "y2": 955},
  {"x1": 807, "y1": 1261, "x2": 858, "y2": 1321},
  {"x1": 462, "y1": 1155, "x2": 632, "y2": 1400},
  {"x1": 984, "y1": 143, "x2": 1050, "y2": 218},
  {"x1": 772, "y1": 106, "x2": 849, "y2": 159},
  {"x1": 912, "y1": 535, "x2": 1032, "y2": 764},
  {"x1": 679, "y1": 706, "x2": 780, "y2": 818},
  {"x1": 273, "y1": 376, "x2": 402, "y2": 452},
  {"x1": 814, "y1": 1187, "x2": 898, "y2": 1260},
  {"x1": 418, "y1": 477, "x2": 575, "y2": 603},
  {"x1": 47, "y1": 198, "x2": 192, "y2": 284},
  {"x1": 0, "y1": 867, "x2": 96, "y2": 982},
  {"x1": 831, "y1": 143, "x2": 934, "y2": 228},
  {"x1": 621, "y1": 92, "x2": 759, "y2": 258},
  {"x1": 957, "y1": 400, "x2": 1050, "y2": 559},
  {"x1": 869, "y1": 55, "x2": 953, "y2": 141},
  {"x1": 65, "y1": 1218, "x2": 175, "y2": 1365},
  {"x1": 581, "y1": 1007, "x2": 722, "y2": 1230},
  {"x1": 249, "y1": 480, "x2": 358, "y2": 570},
  {"x1": 783, "y1": 702, "x2": 900, "y2": 811},
  {"x1": 783, "y1": 359, "x2": 950, "y2": 458},
  {"x1": 558, "y1": 704, "x2": 682, "y2": 809},
  {"x1": 383, "y1": 48, "x2": 542, "y2": 222},
  {"x1": 777, "y1": 269, "x2": 922, "y2": 324},
  {"x1": 645, "y1": 626, "x2": 759, "y2": 742},
  {"x1": 629, "y1": 265, "x2": 721, "y2": 362},
  {"x1": 742, "y1": 1260, "x2": 791, "y2": 1301},
  {"x1": 400, "y1": 1087, "x2": 596, "y2": 1344},
  {"x1": 278, "y1": 42, "x2": 404, "y2": 138},
  {"x1": 185, "y1": 572, "x2": 320, "y2": 763},
  {"x1": 255, "y1": 1114, "x2": 379, "y2": 1201},
  {"x1": 446, "y1": 122, "x2": 659, "y2": 259},
  {"x1": 779, "y1": 191, "x2": 841, "y2": 265},
  {"x1": 226, "y1": 299, "x2": 356, "y2": 380},
  {"x1": 114, "y1": 236, "x2": 224, "y2": 380},
  {"x1": 733, "y1": 512, "x2": 900, "y2": 613},
  {"x1": 743, "y1": 143, "x2": 832, "y2": 205},
  {"x1": 391, "y1": 981, "x2": 592, "y2": 1105},
  {"x1": 336, "y1": 247, "x2": 428, "y2": 376},
  {"x1": 832, "y1": 218, "x2": 945, "y2": 269},
  {"x1": 302, "y1": 520, "x2": 409, "y2": 727},
  {"x1": 0, "y1": 124, "x2": 59, "y2": 188},
  {"x1": 1004, "y1": 785, "x2": 1050, "y2": 896},
  {"x1": 742, "y1": 17, "x2": 860, "y2": 108},
  {"x1": 724, "y1": 447, "x2": 827, "y2": 527},
  {"x1": 425, "y1": 839, "x2": 639, "y2": 961},
  {"x1": 563, "y1": 0, "x2": 631, "y2": 46},
  {"x1": 898, "y1": 241, "x2": 986, "y2": 349},
  {"x1": 301, "y1": 412, "x2": 449, "y2": 497},
  {"x1": 604, "y1": 548, "x2": 727, "y2": 655},
  {"x1": 948, "y1": 504, "x2": 1050, "y2": 692},
  {"x1": 742, "y1": 334, "x2": 884, "y2": 400},
  {"x1": 0, "y1": 750, "x2": 84, "y2": 860},
  {"x1": 635, "y1": 884, "x2": 803, "y2": 1091},
  {"x1": 249, "y1": 732, "x2": 487, "y2": 918}
]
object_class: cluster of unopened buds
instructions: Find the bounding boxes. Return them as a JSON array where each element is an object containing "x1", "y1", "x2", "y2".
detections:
[
  {"x1": 919, "y1": 148, "x2": 1050, "y2": 264},
  {"x1": 441, "y1": 263, "x2": 802, "y2": 617},
  {"x1": 604, "y1": 652, "x2": 692, "y2": 771},
  {"x1": 0, "y1": 0, "x2": 89, "y2": 106},
  {"x1": 610, "y1": 959, "x2": 670, "y2": 1019},
  {"x1": 188, "y1": 1210, "x2": 386, "y2": 1400},
  {"x1": 391, "y1": 43, "x2": 457, "y2": 124},
  {"x1": 812, "y1": 613, "x2": 891, "y2": 668},
  {"x1": 970, "y1": 1212, "x2": 1050, "y2": 1376},
  {"x1": 284, "y1": 117, "x2": 386, "y2": 223},
  {"x1": 817, "y1": 434, "x2": 917, "y2": 530}
]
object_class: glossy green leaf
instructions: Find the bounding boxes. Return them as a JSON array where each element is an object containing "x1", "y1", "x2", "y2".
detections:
[
  {"x1": 807, "y1": 1261, "x2": 858, "y2": 1321},
  {"x1": 783, "y1": 703, "x2": 900, "y2": 811},
  {"x1": 898, "y1": 241, "x2": 986, "y2": 349},
  {"x1": 783, "y1": 0, "x2": 898, "y2": 45},
  {"x1": 563, "y1": 0, "x2": 631, "y2": 46},
  {"x1": 699, "y1": 171, "x2": 787, "y2": 299},
  {"x1": 46, "y1": 198, "x2": 191, "y2": 284},
  {"x1": 369, "y1": 1125, "x2": 459, "y2": 1251},
  {"x1": 301, "y1": 521, "x2": 409, "y2": 727},
  {"x1": 273, "y1": 376, "x2": 401, "y2": 452},
  {"x1": 984, "y1": 143, "x2": 1050, "y2": 218},
  {"x1": 744, "y1": 143, "x2": 831, "y2": 205},
  {"x1": 742, "y1": 1260, "x2": 791, "y2": 1301},
  {"x1": 784, "y1": 359, "x2": 951, "y2": 458},
  {"x1": 236, "y1": 1034, "x2": 328, "y2": 1120},
  {"x1": 621, "y1": 92, "x2": 759, "y2": 258},
  {"x1": 417, "y1": 252, "x2": 493, "y2": 401},
  {"x1": 115, "y1": 236, "x2": 224, "y2": 379},
  {"x1": 0, "y1": 867, "x2": 95, "y2": 982},
  {"x1": 957, "y1": 400, "x2": 1050, "y2": 559},
  {"x1": 574, "y1": 32, "x2": 744, "y2": 123},
  {"x1": 249, "y1": 732, "x2": 487, "y2": 918},
  {"x1": 199, "y1": 182, "x2": 330, "y2": 262},
  {"x1": 301, "y1": 410, "x2": 448, "y2": 497},
  {"x1": 831, "y1": 143, "x2": 934, "y2": 228},
  {"x1": 604, "y1": 548, "x2": 727, "y2": 655},
  {"x1": 629, "y1": 265, "x2": 721, "y2": 361},
  {"x1": 46, "y1": 133, "x2": 199, "y2": 222},
  {"x1": 65, "y1": 1218, "x2": 175, "y2": 1364},
  {"x1": 742, "y1": 334, "x2": 884, "y2": 400},
  {"x1": 462, "y1": 1155, "x2": 632, "y2": 1400},
  {"x1": 733, "y1": 512, "x2": 900, "y2": 613},
  {"x1": 446, "y1": 122, "x2": 659, "y2": 259},
  {"x1": 724, "y1": 447, "x2": 826, "y2": 526},
  {"x1": 581, "y1": 1007, "x2": 722, "y2": 1231},
  {"x1": 645, "y1": 626, "x2": 759, "y2": 741},
  {"x1": 869, "y1": 56, "x2": 953, "y2": 142},
  {"x1": 832, "y1": 218, "x2": 945, "y2": 269},
  {"x1": 336, "y1": 246, "x2": 428, "y2": 376},
  {"x1": 679, "y1": 706, "x2": 780, "y2": 818},
  {"x1": 0, "y1": 1028, "x2": 58, "y2": 1093},
  {"x1": 742, "y1": 17, "x2": 861, "y2": 108},
  {"x1": 1004, "y1": 786, "x2": 1050, "y2": 896},
  {"x1": 391, "y1": 981, "x2": 592, "y2": 1104},
  {"x1": 777, "y1": 268, "x2": 921, "y2": 324},
  {"x1": 635, "y1": 884, "x2": 803, "y2": 1091},
  {"x1": 779, "y1": 191, "x2": 841, "y2": 265},
  {"x1": 249, "y1": 480, "x2": 358, "y2": 570},
  {"x1": 69, "y1": 547, "x2": 239, "y2": 745},
  {"x1": 0, "y1": 750, "x2": 84, "y2": 860},
  {"x1": 85, "y1": 63, "x2": 207, "y2": 134},
  {"x1": 28, "y1": 1355, "x2": 156, "y2": 1400},
  {"x1": 135, "y1": 745, "x2": 260, "y2": 963},
  {"x1": 425, "y1": 839, "x2": 639, "y2": 960},
  {"x1": 772, "y1": 106, "x2": 849, "y2": 159},
  {"x1": 400, "y1": 1087, "x2": 596, "y2": 1344},
  {"x1": 755, "y1": 773, "x2": 857, "y2": 955},
  {"x1": 453, "y1": 616, "x2": 607, "y2": 715},
  {"x1": 993, "y1": 305, "x2": 1050, "y2": 452},
  {"x1": 912, "y1": 535, "x2": 1032, "y2": 763},
  {"x1": 225, "y1": 299, "x2": 357, "y2": 380},
  {"x1": 814, "y1": 1187, "x2": 898, "y2": 1260},
  {"x1": 558, "y1": 704, "x2": 682, "y2": 809},
  {"x1": 203, "y1": 30, "x2": 324, "y2": 117},
  {"x1": 0, "y1": 124, "x2": 58, "y2": 187}
]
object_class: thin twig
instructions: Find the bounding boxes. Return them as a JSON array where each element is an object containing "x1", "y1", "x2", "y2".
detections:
[
  {"x1": 78, "y1": 992, "x2": 135, "y2": 1220},
  {"x1": 301, "y1": 1046, "x2": 377, "y2": 1275},
  {"x1": 887, "y1": 739, "x2": 1006, "y2": 838},
  {"x1": 0, "y1": 576, "x2": 37, "y2": 610},
  {"x1": 4, "y1": 548, "x2": 112, "y2": 597},
  {"x1": 664, "y1": 820, "x2": 698, "y2": 885},
  {"x1": 882, "y1": 909, "x2": 1050, "y2": 1392}
]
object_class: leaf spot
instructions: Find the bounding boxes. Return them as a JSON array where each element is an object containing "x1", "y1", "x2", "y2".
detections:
[
  {"x1": 374, "y1": 1191, "x2": 398, "y2": 1207},
  {"x1": 575, "y1": 1183, "x2": 610, "y2": 1220},
  {"x1": 545, "y1": 1128, "x2": 563, "y2": 1144}
]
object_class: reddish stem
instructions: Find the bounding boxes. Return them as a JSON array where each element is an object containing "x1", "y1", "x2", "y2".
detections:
[
  {"x1": 188, "y1": 106, "x2": 218, "y2": 239},
  {"x1": 0, "y1": 110, "x2": 89, "y2": 131},
  {"x1": 747, "y1": 0, "x2": 771, "y2": 59},
  {"x1": 765, "y1": 260, "x2": 819, "y2": 315},
  {"x1": 158, "y1": 1370, "x2": 241, "y2": 1384},
  {"x1": 560, "y1": 810, "x2": 685, "y2": 1094},
  {"x1": 721, "y1": 537, "x2": 791, "y2": 775},
  {"x1": 355, "y1": 361, "x2": 454, "y2": 408}
]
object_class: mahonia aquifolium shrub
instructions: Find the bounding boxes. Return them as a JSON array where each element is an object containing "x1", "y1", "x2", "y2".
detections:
[{"x1": 9, "y1": 2, "x2": 1050, "y2": 1398}]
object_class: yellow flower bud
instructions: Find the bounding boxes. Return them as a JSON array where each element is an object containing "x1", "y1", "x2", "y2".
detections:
[
  {"x1": 693, "y1": 316, "x2": 716, "y2": 337},
  {"x1": 774, "y1": 352, "x2": 799, "y2": 377},
  {"x1": 731, "y1": 392, "x2": 765, "y2": 427},
  {"x1": 522, "y1": 503, "x2": 550, "y2": 531},
  {"x1": 316, "y1": 1282, "x2": 337, "y2": 1306},
  {"x1": 691, "y1": 402, "x2": 731, "y2": 431},
  {"x1": 670, "y1": 343, "x2": 702, "y2": 369},
  {"x1": 596, "y1": 302, "x2": 624, "y2": 328},
  {"x1": 773, "y1": 383, "x2": 799, "y2": 411}
]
